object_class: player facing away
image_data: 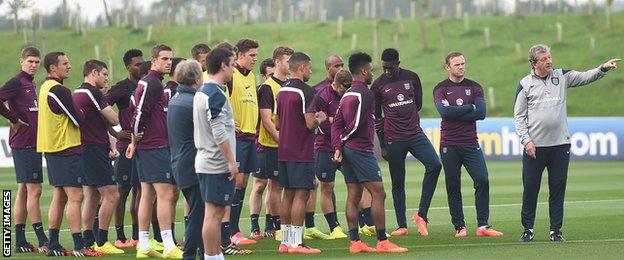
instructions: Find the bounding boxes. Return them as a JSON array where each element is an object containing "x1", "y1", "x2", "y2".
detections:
[
  {"x1": 37, "y1": 52, "x2": 104, "y2": 257},
  {"x1": 126, "y1": 44, "x2": 183, "y2": 259},
  {"x1": 275, "y1": 52, "x2": 327, "y2": 254},
  {"x1": 251, "y1": 47, "x2": 293, "y2": 240},
  {"x1": 301, "y1": 55, "x2": 348, "y2": 240},
  {"x1": 167, "y1": 60, "x2": 206, "y2": 259},
  {"x1": 371, "y1": 48, "x2": 442, "y2": 236},
  {"x1": 332, "y1": 52, "x2": 408, "y2": 254},
  {"x1": 514, "y1": 44, "x2": 620, "y2": 242},
  {"x1": 73, "y1": 60, "x2": 125, "y2": 253},
  {"x1": 226, "y1": 39, "x2": 260, "y2": 246},
  {"x1": 0, "y1": 47, "x2": 49, "y2": 253},
  {"x1": 106, "y1": 49, "x2": 144, "y2": 248},
  {"x1": 433, "y1": 52, "x2": 504, "y2": 238},
  {"x1": 306, "y1": 55, "x2": 350, "y2": 239},
  {"x1": 193, "y1": 47, "x2": 239, "y2": 260}
]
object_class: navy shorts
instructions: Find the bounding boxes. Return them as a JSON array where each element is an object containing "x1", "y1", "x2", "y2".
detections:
[
  {"x1": 45, "y1": 153, "x2": 84, "y2": 188},
  {"x1": 236, "y1": 140, "x2": 258, "y2": 174},
  {"x1": 82, "y1": 145, "x2": 116, "y2": 187},
  {"x1": 253, "y1": 147, "x2": 279, "y2": 180},
  {"x1": 198, "y1": 173, "x2": 234, "y2": 206},
  {"x1": 315, "y1": 151, "x2": 338, "y2": 183},
  {"x1": 114, "y1": 147, "x2": 139, "y2": 188},
  {"x1": 341, "y1": 147, "x2": 382, "y2": 184},
  {"x1": 136, "y1": 148, "x2": 175, "y2": 184},
  {"x1": 278, "y1": 162, "x2": 315, "y2": 189},
  {"x1": 12, "y1": 148, "x2": 43, "y2": 183}
]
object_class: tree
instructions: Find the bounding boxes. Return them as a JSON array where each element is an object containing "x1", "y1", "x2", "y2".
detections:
[
  {"x1": 606, "y1": 0, "x2": 614, "y2": 30},
  {"x1": 102, "y1": 0, "x2": 113, "y2": 27},
  {"x1": 7, "y1": 0, "x2": 31, "y2": 33}
]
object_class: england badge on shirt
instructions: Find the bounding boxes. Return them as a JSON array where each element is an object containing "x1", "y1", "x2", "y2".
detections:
[
  {"x1": 404, "y1": 83, "x2": 411, "y2": 90},
  {"x1": 465, "y1": 88, "x2": 472, "y2": 96}
]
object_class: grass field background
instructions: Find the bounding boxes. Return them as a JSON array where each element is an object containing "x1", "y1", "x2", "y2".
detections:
[
  {"x1": 4, "y1": 160, "x2": 624, "y2": 259},
  {"x1": 1, "y1": 12, "x2": 624, "y2": 121}
]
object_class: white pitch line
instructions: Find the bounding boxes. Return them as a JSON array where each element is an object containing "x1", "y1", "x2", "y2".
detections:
[
  {"x1": 23, "y1": 199, "x2": 623, "y2": 234},
  {"x1": 251, "y1": 238, "x2": 624, "y2": 252}
]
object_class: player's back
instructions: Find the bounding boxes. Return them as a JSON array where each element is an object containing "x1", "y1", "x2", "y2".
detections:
[
  {"x1": 73, "y1": 82, "x2": 108, "y2": 146},
  {"x1": 276, "y1": 78, "x2": 315, "y2": 162}
]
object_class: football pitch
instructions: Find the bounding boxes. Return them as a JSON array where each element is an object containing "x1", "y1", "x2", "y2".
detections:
[{"x1": 3, "y1": 160, "x2": 624, "y2": 259}]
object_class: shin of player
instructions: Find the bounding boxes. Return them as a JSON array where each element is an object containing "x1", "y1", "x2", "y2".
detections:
[
  {"x1": 0, "y1": 47, "x2": 48, "y2": 253},
  {"x1": 333, "y1": 53, "x2": 408, "y2": 254}
]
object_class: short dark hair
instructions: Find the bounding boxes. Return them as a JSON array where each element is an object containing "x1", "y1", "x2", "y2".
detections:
[
  {"x1": 151, "y1": 44, "x2": 172, "y2": 58},
  {"x1": 288, "y1": 52, "x2": 311, "y2": 72},
  {"x1": 333, "y1": 69, "x2": 352, "y2": 86},
  {"x1": 445, "y1": 51, "x2": 464, "y2": 65},
  {"x1": 82, "y1": 59, "x2": 108, "y2": 77},
  {"x1": 215, "y1": 42, "x2": 238, "y2": 54},
  {"x1": 206, "y1": 48, "x2": 234, "y2": 75},
  {"x1": 170, "y1": 57, "x2": 186, "y2": 77},
  {"x1": 348, "y1": 52, "x2": 372, "y2": 74},
  {"x1": 381, "y1": 48, "x2": 399, "y2": 62},
  {"x1": 191, "y1": 43, "x2": 210, "y2": 60},
  {"x1": 139, "y1": 61, "x2": 151, "y2": 78},
  {"x1": 235, "y1": 38, "x2": 259, "y2": 55},
  {"x1": 272, "y1": 46, "x2": 294, "y2": 61},
  {"x1": 21, "y1": 47, "x2": 40, "y2": 59},
  {"x1": 123, "y1": 49, "x2": 143, "y2": 66},
  {"x1": 259, "y1": 58, "x2": 275, "y2": 76},
  {"x1": 43, "y1": 51, "x2": 66, "y2": 73}
]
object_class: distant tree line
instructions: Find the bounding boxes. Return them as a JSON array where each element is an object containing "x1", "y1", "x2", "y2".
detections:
[{"x1": 0, "y1": 0, "x2": 621, "y2": 31}]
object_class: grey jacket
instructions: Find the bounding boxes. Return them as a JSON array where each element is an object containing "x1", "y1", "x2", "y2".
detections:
[
  {"x1": 193, "y1": 79, "x2": 236, "y2": 174},
  {"x1": 513, "y1": 66, "x2": 607, "y2": 147}
]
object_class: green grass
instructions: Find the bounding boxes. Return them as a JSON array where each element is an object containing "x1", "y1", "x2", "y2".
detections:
[
  {"x1": 5, "y1": 160, "x2": 624, "y2": 259},
  {"x1": 1, "y1": 12, "x2": 624, "y2": 123}
]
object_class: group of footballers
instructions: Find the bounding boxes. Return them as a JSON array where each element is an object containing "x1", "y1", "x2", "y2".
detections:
[{"x1": 4, "y1": 37, "x2": 618, "y2": 259}]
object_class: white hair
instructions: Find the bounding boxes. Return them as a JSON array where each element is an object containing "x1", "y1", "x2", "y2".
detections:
[
  {"x1": 175, "y1": 60, "x2": 202, "y2": 86},
  {"x1": 528, "y1": 44, "x2": 551, "y2": 63}
]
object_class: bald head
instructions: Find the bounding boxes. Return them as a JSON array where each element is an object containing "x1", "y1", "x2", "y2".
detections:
[{"x1": 324, "y1": 55, "x2": 344, "y2": 81}]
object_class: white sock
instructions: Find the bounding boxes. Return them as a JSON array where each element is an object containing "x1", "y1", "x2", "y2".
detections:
[
  {"x1": 292, "y1": 226, "x2": 303, "y2": 247},
  {"x1": 138, "y1": 231, "x2": 150, "y2": 251},
  {"x1": 478, "y1": 225, "x2": 488, "y2": 230},
  {"x1": 281, "y1": 224, "x2": 290, "y2": 245},
  {"x1": 204, "y1": 253, "x2": 225, "y2": 260},
  {"x1": 160, "y1": 229, "x2": 176, "y2": 251}
]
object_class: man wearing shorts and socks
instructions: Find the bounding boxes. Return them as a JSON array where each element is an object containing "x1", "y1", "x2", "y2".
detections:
[
  {"x1": 433, "y1": 52, "x2": 504, "y2": 238},
  {"x1": 127, "y1": 44, "x2": 183, "y2": 259},
  {"x1": 308, "y1": 63, "x2": 350, "y2": 239},
  {"x1": 0, "y1": 47, "x2": 48, "y2": 253},
  {"x1": 275, "y1": 52, "x2": 325, "y2": 254},
  {"x1": 193, "y1": 47, "x2": 240, "y2": 260},
  {"x1": 106, "y1": 49, "x2": 143, "y2": 247},
  {"x1": 164, "y1": 57, "x2": 186, "y2": 246},
  {"x1": 332, "y1": 52, "x2": 408, "y2": 254},
  {"x1": 37, "y1": 52, "x2": 102, "y2": 257},
  {"x1": 74, "y1": 60, "x2": 125, "y2": 254},
  {"x1": 372, "y1": 48, "x2": 442, "y2": 236},
  {"x1": 225, "y1": 39, "x2": 260, "y2": 246},
  {"x1": 251, "y1": 47, "x2": 290, "y2": 240}
]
